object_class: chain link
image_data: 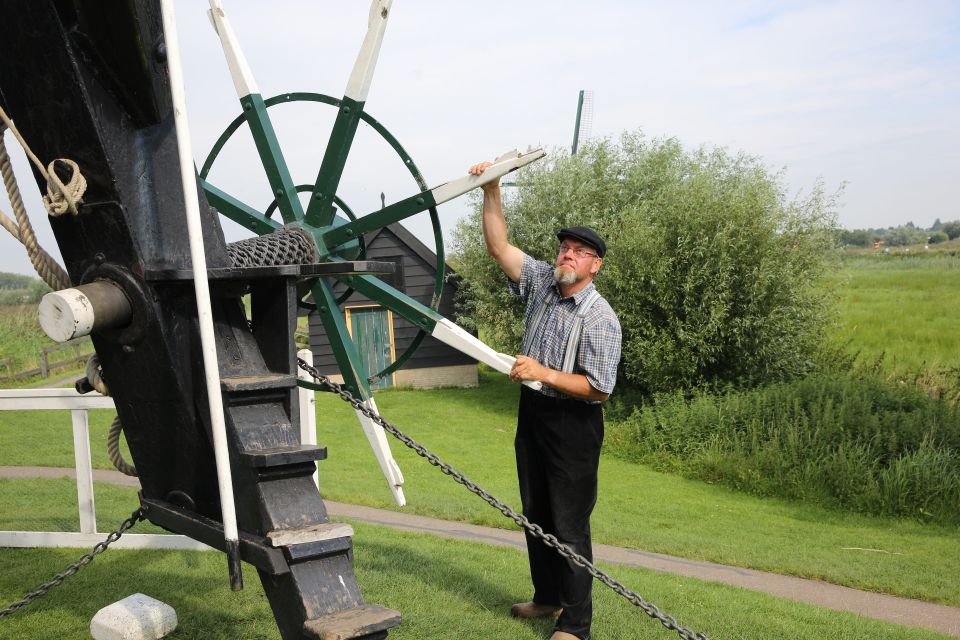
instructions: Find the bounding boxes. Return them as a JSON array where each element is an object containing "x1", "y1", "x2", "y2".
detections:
[
  {"x1": 297, "y1": 359, "x2": 709, "y2": 640},
  {"x1": 0, "y1": 508, "x2": 145, "y2": 619}
]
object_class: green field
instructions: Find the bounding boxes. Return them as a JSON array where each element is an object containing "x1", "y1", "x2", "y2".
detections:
[
  {"x1": 0, "y1": 305, "x2": 56, "y2": 376},
  {"x1": 827, "y1": 253, "x2": 960, "y2": 373}
]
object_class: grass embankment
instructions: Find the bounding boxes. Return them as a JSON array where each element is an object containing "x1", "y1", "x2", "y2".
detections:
[
  {"x1": 0, "y1": 480, "x2": 954, "y2": 640},
  {"x1": 607, "y1": 372, "x2": 960, "y2": 524},
  {"x1": 3, "y1": 372, "x2": 958, "y2": 608}
]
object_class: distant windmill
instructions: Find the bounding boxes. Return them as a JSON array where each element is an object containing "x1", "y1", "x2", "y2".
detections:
[{"x1": 571, "y1": 89, "x2": 594, "y2": 155}]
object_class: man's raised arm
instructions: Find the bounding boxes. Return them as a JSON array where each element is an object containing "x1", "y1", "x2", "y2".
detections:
[{"x1": 469, "y1": 161, "x2": 524, "y2": 283}]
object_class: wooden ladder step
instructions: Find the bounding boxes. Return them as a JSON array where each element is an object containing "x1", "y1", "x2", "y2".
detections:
[
  {"x1": 266, "y1": 522, "x2": 353, "y2": 548},
  {"x1": 221, "y1": 374, "x2": 296, "y2": 393},
  {"x1": 303, "y1": 604, "x2": 401, "y2": 640},
  {"x1": 239, "y1": 444, "x2": 327, "y2": 468}
]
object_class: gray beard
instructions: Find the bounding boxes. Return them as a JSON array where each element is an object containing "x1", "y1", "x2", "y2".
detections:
[{"x1": 553, "y1": 266, "x2": 577, "y2": 286}]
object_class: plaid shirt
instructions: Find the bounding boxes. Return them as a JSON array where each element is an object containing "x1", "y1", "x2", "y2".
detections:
[{"x1": 508, "y1": 254, "x2": 622, "y2": 401}]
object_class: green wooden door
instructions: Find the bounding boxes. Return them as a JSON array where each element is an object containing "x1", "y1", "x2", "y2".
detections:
[{"x1": 349, "y1": 307, "x2": 393, "y2": 390}]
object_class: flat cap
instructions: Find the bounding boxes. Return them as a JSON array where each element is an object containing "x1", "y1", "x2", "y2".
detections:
[{"x1": 556, "y1": 226, "x2": 606, "y2": 258}]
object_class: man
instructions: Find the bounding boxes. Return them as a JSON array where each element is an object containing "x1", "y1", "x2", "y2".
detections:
[{"x1": 468, "y1": 161, "x2": 622, "y2": 640}]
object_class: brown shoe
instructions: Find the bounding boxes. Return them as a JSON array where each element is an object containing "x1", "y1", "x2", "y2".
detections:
[
  {"x1": 549, "y1": 633, "x2": 580, "y2": 640},
  {"x1": 510, "y1": 601, "x2": 563, "y2": 618}
]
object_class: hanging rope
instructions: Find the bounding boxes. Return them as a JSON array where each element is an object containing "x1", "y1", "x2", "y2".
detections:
[
  {"x1": 85, "y1": 355, "x2": 137, "y2": 477},
  {"x1": 0, "y1": 106, "x2": 133, "y2": 476},
  {"x1": 0, "y1": 121, "x2": 70, "y2": 290}
]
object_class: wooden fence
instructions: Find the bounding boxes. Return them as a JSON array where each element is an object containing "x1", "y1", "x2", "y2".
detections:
[{"x1": 0, "y1": 336, "x2": 93, "y2": 382}]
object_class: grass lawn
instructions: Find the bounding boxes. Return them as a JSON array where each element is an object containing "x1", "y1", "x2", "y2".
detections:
[
  {"x1": 2, "y1": 372, "x2": 958, "y2": 607},
  {"x1": 0, "y1": 479, "x2": 953, "y2": 640},
  {"x1": 827, "y1": 255, "x2": 960, "y2": 373},
  {"x1": 314, "y1": 376, "x2": 960, "y2": 608}
]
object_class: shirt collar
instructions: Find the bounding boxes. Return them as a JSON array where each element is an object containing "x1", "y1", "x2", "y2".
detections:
[{"x1": 551, "y1": 279, "x2": 596, "y2": 304}]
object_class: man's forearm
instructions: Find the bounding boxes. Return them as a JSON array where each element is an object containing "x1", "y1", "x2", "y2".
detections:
[
  {"x1": 510, "y1": 355, "x2": 609, "y2": 402},
  {"x1": 480, "y1": 183, "x2": 523, "y2": 282},
  {"x1": 481, "y1": 184, "x2": 509, "y2": 257},
  {"x1": 541, "y1": 369, "x2": 609, "y2": 402}
]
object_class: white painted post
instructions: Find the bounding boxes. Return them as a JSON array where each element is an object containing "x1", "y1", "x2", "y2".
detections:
[
  {"x1": 70, "y1": 409, "x2": 97, "y2": 534},
  {"x1": 159, "y1": 0, "x2": 242, "y2": 589},
  {"x1": 297, "y1": 348, "x2": 319, "y2": 488}
]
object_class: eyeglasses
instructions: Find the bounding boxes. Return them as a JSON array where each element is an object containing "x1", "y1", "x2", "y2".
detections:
[{"x1": 558, "y1": 243, "x2": 598, "y2": 259}]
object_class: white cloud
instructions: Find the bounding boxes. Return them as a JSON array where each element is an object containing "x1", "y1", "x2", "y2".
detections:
[{"x1": 2, "y1": 0, "x2": 958, "y2": 276}]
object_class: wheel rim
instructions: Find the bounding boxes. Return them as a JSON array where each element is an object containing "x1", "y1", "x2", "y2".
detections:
[{"x1": 201, "y1": 92, "x2": 446, "y2": 383}]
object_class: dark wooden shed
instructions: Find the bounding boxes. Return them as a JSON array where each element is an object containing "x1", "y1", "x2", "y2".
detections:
[{"x1": 308, "y1": 223, "x2": 478, "y2": 389}]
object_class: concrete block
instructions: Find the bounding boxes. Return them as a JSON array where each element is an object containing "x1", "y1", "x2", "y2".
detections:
[{"x1": 90, "y1": 593, "x2": 177, "y2": 640}]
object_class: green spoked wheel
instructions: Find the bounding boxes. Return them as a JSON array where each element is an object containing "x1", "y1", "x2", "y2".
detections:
[
  {"x1": 199, "y1": 2, "x2": 544, "y2": 507},
  {"x1": 199, "y1": 92, "x2": 446, "y2": 389}
]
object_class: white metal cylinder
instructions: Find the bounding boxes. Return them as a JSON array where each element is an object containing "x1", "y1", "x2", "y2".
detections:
[{"x1": 38, "y1": 281, "x2": 132, "y2": 343}]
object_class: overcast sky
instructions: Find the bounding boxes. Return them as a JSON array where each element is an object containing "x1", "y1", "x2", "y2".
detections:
[{"x1": 2, "y1": 0, "x2": 958, "y2": 276}]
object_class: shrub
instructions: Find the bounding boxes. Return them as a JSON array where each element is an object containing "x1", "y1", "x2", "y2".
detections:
[{"x1": 606, "y1": 371, "x2": 960, "y2": 523}]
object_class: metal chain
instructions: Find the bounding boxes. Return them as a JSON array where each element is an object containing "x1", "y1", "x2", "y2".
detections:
[
  {"x1": 297, "y1": 359, "x2": 709, "y2": 640},
  {"x1": 0, "y1": 508, "x2": 145, "y2": 619}
]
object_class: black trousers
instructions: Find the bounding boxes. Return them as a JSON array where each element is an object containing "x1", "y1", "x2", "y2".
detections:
[{"x1": 515, "y1": 386, "x2": 604, "y2": 640}]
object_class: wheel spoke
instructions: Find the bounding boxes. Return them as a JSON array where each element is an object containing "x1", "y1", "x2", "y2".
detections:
[
  {"x1": 310, "y1": 281, "x2": 372, "y2": 400},
  {"x1": 237, "y1": 93, "x2": 304, "y2": 225},
  {"x1": 201, "y1": 179, "x2": 281, "y2": 235},
  {"x1": 302, "y1": 98, "x2": 363, "y2": 228},
  {"x1": 322, "y1": 190, "x2": 437, "y2": 250},
  {"x1": 320, "y1": 149, "x2": 545, "y2": 250},
  {"x1": 304, "y1": 0, "x2": 393, "y2": 227},
  {"x1": 310, "y1": 280, "x2": 405, "y2": 505},
  {"x1": 339, "y1": 274, "x2": 544, "y2": 391},
  {"x1": 208, "y1": 2, "x2": 303, "y2": 224}
]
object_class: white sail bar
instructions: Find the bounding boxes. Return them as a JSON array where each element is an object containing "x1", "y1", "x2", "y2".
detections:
[
  {"x1": 432, "y1": 318, "x2": 542, "y2": 392},
  {"x1": 344, "y1": 0, "x2": 394, "y2": 102},
  {"x1": 354, "y1": 398, "x2": 406, "y2": 506},
  {"x1": 207, "y1": 0, "x2": 259, "y2": 97},
  {"x1": 159, "y1": 0, "x2": 243, "y2": 589},
  {"x1": 431, "y1": 148, "x2": 545, "y2": 205}
]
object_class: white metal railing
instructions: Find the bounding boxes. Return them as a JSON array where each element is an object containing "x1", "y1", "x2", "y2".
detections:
[
  {"x1": 0, "y1": 387, "x2": 209, "y2": 550},
  {"x1": 0, "y1": 349, "x2": 318, "y2": 550}
]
